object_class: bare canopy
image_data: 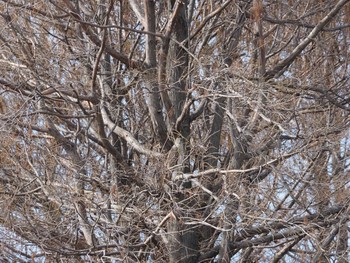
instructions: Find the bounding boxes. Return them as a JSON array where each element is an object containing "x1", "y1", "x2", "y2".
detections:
[{"x1": 1, "y1": 0, "x2": 350, "y2": 262}]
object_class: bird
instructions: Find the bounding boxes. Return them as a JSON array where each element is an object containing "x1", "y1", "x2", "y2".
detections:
[{"x1": 223, "y1": 57, "x2": 233, "y2": 68}]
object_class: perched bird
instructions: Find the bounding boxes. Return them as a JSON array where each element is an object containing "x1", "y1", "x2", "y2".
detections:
[{"x1": 223, "y1": 57, "x2": 233, "y2": 68}]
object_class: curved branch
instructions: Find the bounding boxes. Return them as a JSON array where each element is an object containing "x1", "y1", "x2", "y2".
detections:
[
  {"x1": 265, "y1": 0, "x2": 350, "y2": 79},
  {"x1": 101, "y1": 107, "x2": 163, "y2": 158}
]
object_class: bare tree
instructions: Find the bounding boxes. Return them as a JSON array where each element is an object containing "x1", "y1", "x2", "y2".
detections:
[{"x1": 1, "y1": 0, "x2": 350, "y2": 262}]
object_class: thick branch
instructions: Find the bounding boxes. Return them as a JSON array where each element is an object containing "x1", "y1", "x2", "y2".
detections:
[
  {"x1": 265, "y1": 0, "x2": 350, "y2": 79},
  {"x1": 128, "y1": 0, "x2": 145, "y2": 26},
  {"x1": 101, "y1": 107, "x2": 163, "y2": 158}
]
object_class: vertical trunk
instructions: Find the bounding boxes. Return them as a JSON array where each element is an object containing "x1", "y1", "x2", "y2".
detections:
[
  {"x1": 165, "y1": 2, "x2": 200, "y2": 262},
  {"x1": 144, "y1": 0, "x2": 170, "y2": 150},
  {"x1": 168, "y1": 216, "x2": 200, "y2": 263},
  {"x1": 313, "y1": 149, "x2": 331, "y2": 262},
  {"x1": 218, "y1": 3, "x2": 252, "y2": 262},
  {"x1": 167, "y1": 0, "x2": 191, "y2": 174},
  {"x1": 314, "y1": 149, "x2": 331, "y2": 209},
  {"x1": 206, "y1": 91, "x2": 227, "y2": 168}
]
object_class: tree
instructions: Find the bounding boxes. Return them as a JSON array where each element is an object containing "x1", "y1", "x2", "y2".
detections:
[{"x1": 1, "y1": 0, "x2": 350, "y2": 262}]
